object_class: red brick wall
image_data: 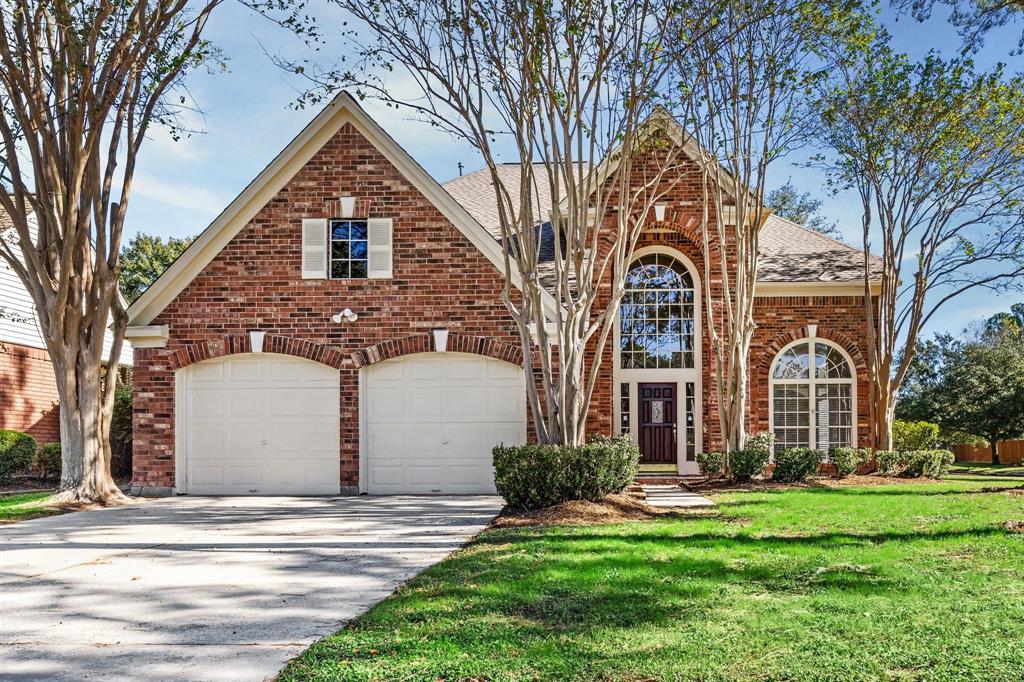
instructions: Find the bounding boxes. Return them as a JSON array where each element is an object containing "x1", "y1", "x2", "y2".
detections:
[
  {"x1": 132, "y1": 121, "x2": 523, "y2": 491},
  {"x1": 0, "y1": 342, "x2": 61, "y2": 444},
  {"x1": 586, "y1": 136, "x2": 872, "y2": 451},
  {"x1": 133, "y1": 119, "x2": 875, "y2": 492}
]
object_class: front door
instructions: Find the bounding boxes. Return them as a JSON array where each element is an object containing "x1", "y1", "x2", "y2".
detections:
[{"x1": 638, "y1": 383, "x2": 677, "y2": 465}]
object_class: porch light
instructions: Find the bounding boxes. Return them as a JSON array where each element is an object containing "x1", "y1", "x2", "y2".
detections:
[
  {"x1": 339, "y1": 196, "x2": 357, "y2": 218},
  {"x1": 433, "y1": 328, "x2": 450, "y2": 353},
  {"x1": 654, "y1": 204, "x2": 667, "y2": 222}
]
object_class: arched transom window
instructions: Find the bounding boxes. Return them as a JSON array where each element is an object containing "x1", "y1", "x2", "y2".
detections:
[
  {"x1": 770, "y1": 339, "x2": 854, "y2": 452},
  {"x1": 620, "y1": 253, "x2": 695, "y2": 369}
]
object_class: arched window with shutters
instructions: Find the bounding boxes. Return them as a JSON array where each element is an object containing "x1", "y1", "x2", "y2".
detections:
[{"x1": 769, "y1": 338, "x2": 856, "y2": 452}]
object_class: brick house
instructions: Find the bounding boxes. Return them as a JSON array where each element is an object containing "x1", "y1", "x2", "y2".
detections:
[
  {"x1": 126, "y1": 92, "x2": 879, "y2": 496},
  {"x1": 1, "y1": 212, "x2": 131, "y2": 447}
]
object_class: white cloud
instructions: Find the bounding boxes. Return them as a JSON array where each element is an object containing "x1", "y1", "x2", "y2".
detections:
[{"x1": 132, "y1": 172, "x2": 227, "y2": 217}]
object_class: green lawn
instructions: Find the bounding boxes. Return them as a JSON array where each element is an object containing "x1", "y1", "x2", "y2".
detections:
[
  {"x1": 281, "y1": 475, "x2": 1024, "y2": 682},
  {"x1": 951, "y1": 461, "x2": 1024, "y2": 477},
  {"x1": 0, "y1": 492, "x2": 58, "y2": 524}
]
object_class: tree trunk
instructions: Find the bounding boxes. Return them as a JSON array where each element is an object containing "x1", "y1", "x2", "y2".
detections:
[
  {"x1": 50, "y1": 349, "x2": 126, "y2": 504},
  {"x1": 871, "y1": 383, "x2": 895, "y2": 451},
  {"x1": 991, "y1": 439, "x2": 1000, "y2": 466}
]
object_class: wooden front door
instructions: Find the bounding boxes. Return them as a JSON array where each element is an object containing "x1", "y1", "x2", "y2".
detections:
[{"x1": 638, "y1": 383, "x2": 677, "y2": 465}]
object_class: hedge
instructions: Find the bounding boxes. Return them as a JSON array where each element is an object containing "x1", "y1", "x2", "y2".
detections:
[
  {"x1": 0, "y1": 430, "x2": 37, "y2": 484},
  {"x1": 493, "y1": 434, "x2": 640, "y2": 510}
]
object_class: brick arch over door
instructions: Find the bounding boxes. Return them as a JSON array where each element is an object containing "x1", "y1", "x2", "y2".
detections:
[
  {"x1": 167, "y1": 334, "x2": 347, "y2": 371},
  {"x1": 760, "y1": 325, "x2": 868, "y2": 372},
  {"x1": 351, "y1": 332, "x2": 523, "y2": 368}
]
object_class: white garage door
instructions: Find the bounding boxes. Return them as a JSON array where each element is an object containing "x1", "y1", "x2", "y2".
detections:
[
  {"x1": 364, "y1": 353, "x2": 526, "y2": 494},
  {"x1": 177, "y1": 353, "x2": 340, "y2": 495}
]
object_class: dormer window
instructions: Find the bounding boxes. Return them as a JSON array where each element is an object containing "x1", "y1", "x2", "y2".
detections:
[{"x1": 330, "y1": 219, "x2": 369, "y2": 279}]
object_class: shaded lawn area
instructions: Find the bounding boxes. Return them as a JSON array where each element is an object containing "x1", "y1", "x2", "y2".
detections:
[
  {"x1": 951, "y1": 462, "x2": 1024, "y2": 477},
  {"x1": 0, "y1": 492, "x2": 59, "y2": 524},
  {"x1": 281, "y1": 475, "x2": 1024, "y2": 682}
]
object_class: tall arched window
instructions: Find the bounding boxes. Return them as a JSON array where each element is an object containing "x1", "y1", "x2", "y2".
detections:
[
  {"x1": 620, "y1": 253, "x2": 695, "y2": 369},
  {"x1": 770, "y1": 339, "x2": 855, "y2": 452}
]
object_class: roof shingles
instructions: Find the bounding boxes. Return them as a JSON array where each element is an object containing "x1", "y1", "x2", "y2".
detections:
[{"x1": 443, "y1": 165, "x2": 880, "y2": 284}]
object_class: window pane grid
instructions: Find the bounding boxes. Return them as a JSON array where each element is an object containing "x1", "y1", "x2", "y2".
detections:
[
  {"x1": 685, "y1": 381, "x2": 696, "y2": 461},
  {"x1": 620, "y1": 254, "x2": 695, "y2": 369},
  {"x1": 330, "y1": 219, "x2": 369, "y2": 279},
  {"x1": 619, "y1": 383, "x2": 630, "y2": 434},
  {"x1": 772, "y1": 340, "x2": 855, "y2": 452}
]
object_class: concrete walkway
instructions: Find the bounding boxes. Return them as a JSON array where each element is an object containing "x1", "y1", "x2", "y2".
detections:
[
  {"x1": 0, "y1": 495, "x2": 502, "y2": 681},
  {"x1": 640, "y1": 484, "x2": 716, "y2": 508}
]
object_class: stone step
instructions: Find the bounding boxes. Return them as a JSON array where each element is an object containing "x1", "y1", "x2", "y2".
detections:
[{"x1": 639, "y1": 484, "x2": 716, "y2": 508}]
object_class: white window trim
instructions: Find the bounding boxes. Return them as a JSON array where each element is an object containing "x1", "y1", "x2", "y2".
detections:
[
  {"x1": 768, "y1": 336, "x2": 858, "y2": 452},
  {"x1": 612, "y1": 245, "x2": 703, "y2": 474}
]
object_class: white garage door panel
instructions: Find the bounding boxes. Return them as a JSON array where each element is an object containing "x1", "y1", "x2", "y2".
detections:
[
  {"x1": 178, "y1": 354, "x2": 340, "y2": 495},
  {"x1": 365, "y1": 353, "x2": 526, "y2": 494}
]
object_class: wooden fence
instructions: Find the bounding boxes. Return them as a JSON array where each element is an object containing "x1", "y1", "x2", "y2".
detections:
[{"x1": 951, "y1": 440, "x2": 1024, "y2": 465}]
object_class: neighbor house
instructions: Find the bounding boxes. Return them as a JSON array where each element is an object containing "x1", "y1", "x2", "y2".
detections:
[
  {"x1": 1, "y1": 211, "x2": 132, "y2": 446},
  {"x1": 126, "y1": 93, "x2": 879, "y2": 496}
]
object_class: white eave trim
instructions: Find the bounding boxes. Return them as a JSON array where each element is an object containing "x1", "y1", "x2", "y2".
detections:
[
  {"x1": 125, "y1": 324, "x2": 169, "y2": 349},
  {"x1": 127, "y1": 91, "x2": 557, "y2": 326},
  {"x1": 756, "y1": 280, "x2": 882, "y2": 297}
]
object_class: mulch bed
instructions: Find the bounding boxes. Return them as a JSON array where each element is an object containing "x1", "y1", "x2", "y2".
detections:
[
  {"x1": 492, "y1": 488, "x2": 704, "y2": 528},
  {"x1": 687, "y1": 473, "x2": 958, "y2": 493}
]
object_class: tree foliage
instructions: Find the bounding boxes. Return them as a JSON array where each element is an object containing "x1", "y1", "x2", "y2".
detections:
[
  {"x1": 766, "y1": 180, "x2": 841, "y2": 238},
  {"x1": 120, "y1": 233, "x2": 194, "y2": 302},
  {"x1": 815, "y1": 27, "x2": 1024, "y2": 449},
  {"x1": 288, "y1": 0, "x2": 710, "y2": 445},
  {"x1": 894, "y1": 0, "x2": 1024, "y2": 53},
  {"x1": 897, "y1": 306, "x2": 1024, "y2": 462},
  {"x1": 673, "y1": 0, "x2": 847, "y2": 450}
]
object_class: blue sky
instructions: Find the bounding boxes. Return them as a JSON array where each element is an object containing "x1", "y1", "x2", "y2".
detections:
[{"x1": 126, "y1": 1, "x2": 1023, "y2": 336}]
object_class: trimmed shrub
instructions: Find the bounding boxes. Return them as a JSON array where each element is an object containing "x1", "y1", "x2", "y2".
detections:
[
  {"x1": 35, "y1": 442, "x2": 62, "y2": 480},
  {"x1": 772, "y1": 447, "x2": 824, "y2": 482},
  {"x1": 893, "y1": 420, "x2": 940, "y2": 451},
  {"x1": 697, "y1": 450, "x2": 726, "y2": 478},
  {"x1": 875, "y1": 449, "x2": 954, "y2": 478},
  {"x1": 747, "y1": 431, "x2": 775, "y2": 456},
  {"x1": 729, "y1": 447, "x2": 770, "y2": 482},
  {"x1": 875, "y1": 450, "x2": 907, "y2": 476},
  {"x1": 492, "y1": 434, "x2": 639, "y2": 510},
  {"x1": 903, "y1": 449, "x2": 955, "y2": 479},
  {"x1": 0, "y1": 430, "x2": 37, "y2": 484},
  {"x1": 830, "y1": 447, "x2": 872, "y2": 478}
]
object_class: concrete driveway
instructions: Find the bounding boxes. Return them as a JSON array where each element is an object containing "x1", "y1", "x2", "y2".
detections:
[{"x1": 0, "y1": 495, "x2": 502, "y2": 681}]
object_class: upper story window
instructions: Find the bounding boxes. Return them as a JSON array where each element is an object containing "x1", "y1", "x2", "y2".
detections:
[
  {"x1": 620, "y1": 253, "x2": 696, "y2": 369},
  {"x1": 330, "y1": 220, "x2": 368, "y2": 279},
  {"x1": 770, "y1": 339, "x2": 854, "y2": 452}
]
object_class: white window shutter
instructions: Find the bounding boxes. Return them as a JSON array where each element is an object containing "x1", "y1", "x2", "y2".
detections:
[
  {"x1": 367, "y1": 217, "x2": 393, "y2": 279},
  {"x1": 301, "y1": 218, "x2": 328, "y2": 279}
]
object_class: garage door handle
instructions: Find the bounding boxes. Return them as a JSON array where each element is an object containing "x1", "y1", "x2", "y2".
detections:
[{"x1": 260, "y1": 439, "x2": 268, "y2": 446}]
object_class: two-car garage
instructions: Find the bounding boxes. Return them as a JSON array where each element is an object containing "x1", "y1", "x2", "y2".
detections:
[{"x1": 174, "y1": 352, "x2": 525, "y2": 496}]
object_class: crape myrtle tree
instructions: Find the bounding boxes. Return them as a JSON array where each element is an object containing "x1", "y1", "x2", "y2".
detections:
[
  {"x1": 894, "y1": 0, "x2": 1024, "y2": 53},
  {"x1": 0, "y1": 0, "x2": 314, "y2": 503},
  {"x1": 0, "y1": 0, "x2": 224, "y2": 502},
  {"x1": 288, "y1": 0, "x2": 736, "y2": 445},
  {"x1": 672, "y1": 0, "x2": 843, "y2": 452},
  {"x1": 815, "y1": 32, "x2": 1024, "y2": 449}
]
